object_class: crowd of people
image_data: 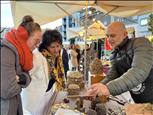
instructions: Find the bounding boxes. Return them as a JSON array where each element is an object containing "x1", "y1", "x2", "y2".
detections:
[{"x1": 1, "y1": 15, "x2": 153, "y2": 115}]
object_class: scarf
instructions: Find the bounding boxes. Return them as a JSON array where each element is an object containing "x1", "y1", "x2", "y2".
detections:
[
  {"x1": 5, "y1": 26, "x2": 33, "y2": 72},
  {"x1": 41, "y1": 49, "x2": 65, "y2": 91}
]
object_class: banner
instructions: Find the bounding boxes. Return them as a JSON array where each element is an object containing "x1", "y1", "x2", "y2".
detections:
[{"x1": 104, "y1": 38, "x2": 112, "y2": 51}]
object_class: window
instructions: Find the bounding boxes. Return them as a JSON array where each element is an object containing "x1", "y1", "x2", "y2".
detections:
[
  {"x1": 140, "y1": 18, "x2": 148, "y2": 26},
  {"x1": 69, "y1": 23, "x2": 72, "y2": 27}
]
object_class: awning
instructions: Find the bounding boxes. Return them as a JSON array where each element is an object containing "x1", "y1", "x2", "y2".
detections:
[
  {"x1": 66, "y1": 27, "x2": 84, "y2": 39},
  {"x1": 95, "y1": 1, "x2": 153, "y2": 17},
  {"x1": 10, "y1": 1, "x2": 153, "y2": 27},
  {"x1": 11, "y1": 1, "x2": 94, "y2": 26},
  {"x1": 67, "y1": 21, "x2": 106, "y2": 40},
  {"x1": 126, "y1": 27, "x2": 135, "y2": 34}
]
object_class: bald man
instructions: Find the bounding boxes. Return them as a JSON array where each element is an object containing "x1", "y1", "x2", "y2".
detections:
[{"x1": 86, "y1": 22, "x2": 153, "y2": 103}]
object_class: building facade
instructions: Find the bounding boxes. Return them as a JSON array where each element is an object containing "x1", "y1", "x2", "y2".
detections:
[{"x1": 59, "y1": 7, "x2": 151, "y2": 42}]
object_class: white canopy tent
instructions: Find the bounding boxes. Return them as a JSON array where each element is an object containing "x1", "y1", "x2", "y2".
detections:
[
  {"x1": 95, "y1": 1, "x2": 153, "y2": 17},
  {"x1": 66, "y1": 27, "x2": 84, "y2": 39},
  {"x1": 86, "y1": 20, "x2": 106, "y2": 39},
  {"x1": 10, "y1": 1, "x2": 153, "y2": 27},
  {"x1": 67, "y1": 21, "x2": 106, "y2": 40},
  {"x1": 10, "y1": 1, "x2": 95, "y2": 27}
]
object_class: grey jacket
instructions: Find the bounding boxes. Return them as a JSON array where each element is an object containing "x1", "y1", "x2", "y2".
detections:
[
  {"x1": 1, "y1": 39, "x2": 31, "y2": 115},
  {"x1": 102, "y1": 37, "x2": 153, "y2": 103}
]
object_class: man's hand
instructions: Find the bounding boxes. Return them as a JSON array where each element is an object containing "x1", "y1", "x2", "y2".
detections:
[{"x1": 86, "y1": 83, "x2": 110, "y2": 98}]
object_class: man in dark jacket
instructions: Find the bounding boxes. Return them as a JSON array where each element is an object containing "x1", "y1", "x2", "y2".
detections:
[
  {"x1": 86, "y1": 22, "x2": 153, "y2": 103},
  {"x1": 61, "y1": 47, "x2": 69, "y2": 78}
]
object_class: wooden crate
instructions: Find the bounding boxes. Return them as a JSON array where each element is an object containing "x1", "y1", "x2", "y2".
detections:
[{"x1": 125, "y1": 103, "x2": 153, "y2": 115}]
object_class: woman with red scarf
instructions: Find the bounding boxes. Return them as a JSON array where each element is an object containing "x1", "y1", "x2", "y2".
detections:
[
  {"x1": 1, "y1": 15, "x2": 42, "y2": 115},
  {"x1": 21, "y1": 29, "x2": 65, "y2": 114}
]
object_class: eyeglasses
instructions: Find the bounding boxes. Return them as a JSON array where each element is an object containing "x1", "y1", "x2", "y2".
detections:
[
  {"x1": 106, "y1": 34, "x2": 117, "y2": 38},
  {"x1": 33, "y1": 38, "x2": 41, "y2": 45}
]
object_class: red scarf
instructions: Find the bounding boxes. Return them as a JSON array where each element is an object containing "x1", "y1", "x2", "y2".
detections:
[{"x1": 5, "y1": 26, "x2": 33, "y2": 72}]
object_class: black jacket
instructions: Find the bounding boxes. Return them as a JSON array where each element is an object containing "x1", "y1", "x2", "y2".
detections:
[{"x1": 62, "y1": 48, "x2": 69, "y2": 77}]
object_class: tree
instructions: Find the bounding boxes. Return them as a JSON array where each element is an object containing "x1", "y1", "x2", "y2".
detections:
[{"x1": 148, "y1": 13, "x2": 153, "y2": 35}]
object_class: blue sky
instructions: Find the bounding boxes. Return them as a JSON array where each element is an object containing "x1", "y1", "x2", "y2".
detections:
[{"x1": 1, "y1": 1, "x2": 62, "y2": 28}]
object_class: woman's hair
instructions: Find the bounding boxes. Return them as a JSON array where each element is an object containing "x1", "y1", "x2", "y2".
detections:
[
  {"x1": 38, "y1": 29, "x2": 63, "y2": 52},
  {"x1": 20, "y1": 15, "x2": 41, "y2": 36},
  {"x1": 70, "y1": 44, "x2": 75, "y2": 49}
]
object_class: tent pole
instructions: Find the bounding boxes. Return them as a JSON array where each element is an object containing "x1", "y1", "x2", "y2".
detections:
[
  {"x1": 84, "y1": 0, "x2": 88, "y2": 83},
  {"x1": 104, "y1": 38, "x2": 106, "y2": 60}
]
